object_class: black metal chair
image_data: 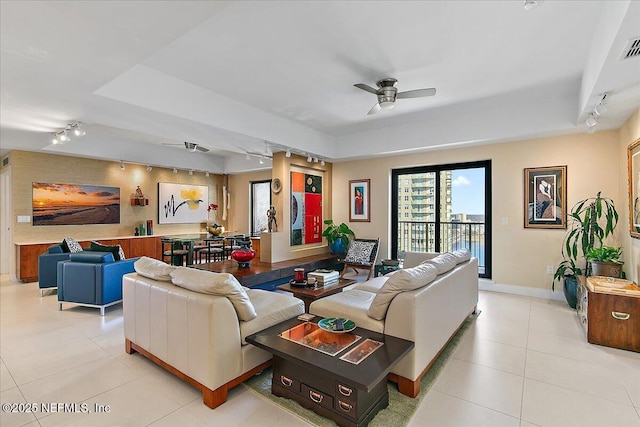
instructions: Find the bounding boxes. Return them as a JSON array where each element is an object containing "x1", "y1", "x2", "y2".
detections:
[
  {"x1": 161, "y1": 238, "x2": 189, "y2": 266},
  {"x1": 197, "y1": 238, "x2": 225, "y2": 263}
]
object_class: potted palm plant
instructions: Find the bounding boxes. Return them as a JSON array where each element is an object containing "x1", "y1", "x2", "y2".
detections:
[
  {"x1": 553, "y1": 191, "x2": 619, "y2": 308},
  {"x1": 322, "y1": 220, "x2": 355, "y2": 255}
]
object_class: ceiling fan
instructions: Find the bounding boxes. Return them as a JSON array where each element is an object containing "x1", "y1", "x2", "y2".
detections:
[
  {"x1": 354, "y1": 78, "x2": 436, "y2": 115},
  {"x1": 162, "y1": 141, "x2": 210, "y2": 153}
]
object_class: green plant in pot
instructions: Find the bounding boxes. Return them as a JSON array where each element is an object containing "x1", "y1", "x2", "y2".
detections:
[
  {"x1": 322, "y1": 220, "x2": 354, "y2": 255},
  {"x1": 585, "y1": 246, "x2": 623, "y2": 278},
  {"x1": 553, "y1": 191, "x2": 619, "y2": 308}
]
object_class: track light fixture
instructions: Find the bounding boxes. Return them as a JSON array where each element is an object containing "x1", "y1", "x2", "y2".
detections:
[
  {"x1": 205, "y1": 172, "x2": 210, "y2": 177},
  {"x1": 320, "y1": 159, "x2": 325, "y2": 166},
  {"x1": 594, "y1": 93, "x2": 608, "y2": 116},
  {"x1": 50, "y1": 121, "x2": 86, "y2": 144},
  {"x1": 307, "y1": 155, "x2": 312, "y2": 162},
  {"x1": 285, "y1": 149, "x2": 291, "y2": 158},
  {"x1": 120, "y1": 161, "x2": 125, "y2": 170},
  {"x1": 146, "y1": 165, "x2": 152, "y2": 172},
  {"x1": 173, "y1": 168, "x2": 177, "y2": 174},
  {"x1": 585, "y1": 113, "x2": 598, "y2": 128},
  {"x1": 189, "y1": 170, "x2": 193, "y2": 176},
  {"x1": 523, "y1": 0, "x2": 537, "y2": 11}
]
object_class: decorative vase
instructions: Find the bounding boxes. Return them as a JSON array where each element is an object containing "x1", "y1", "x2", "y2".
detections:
[
  {"x1": 231, "y1": 240, "x2": 256, "y2": 268},
  {"x1": 208, "y1": 225, "x2": 225, "y2": 236},
  {"x1": 330, "y1": 239, "x2": 346, "y2": 255},
  {"x1": 563, "y1": 276, "x2": 578, "y2": 309}
]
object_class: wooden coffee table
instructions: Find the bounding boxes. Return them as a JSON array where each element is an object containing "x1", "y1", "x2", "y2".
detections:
[
  {"x1": 277, "y1": 278, "x2": 357, "y2": 312},
  {"x1": 246, "y1": 316, "x2": 413, "y2": 427}
]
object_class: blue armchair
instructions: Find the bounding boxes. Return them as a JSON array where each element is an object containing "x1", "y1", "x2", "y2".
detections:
[
  {"x1": 57, "y1": 251, "x2": 139, "y2": 315},
  {"x1": 38, "y1": 244, "x2": 70, "y2": 296}
]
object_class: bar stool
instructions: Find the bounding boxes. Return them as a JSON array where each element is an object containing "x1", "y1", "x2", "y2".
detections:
[{"x1": 161, "y1": 238, "x2": 189, "y2": 266}]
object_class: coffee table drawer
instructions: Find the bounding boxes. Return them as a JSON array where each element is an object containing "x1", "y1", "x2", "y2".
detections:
[
  {"x1": 276, "y1": 374, "x2": 301, "y2": 393},
  {"x1": 302, "y1": 384, "x2": 333, "y2": 411}
]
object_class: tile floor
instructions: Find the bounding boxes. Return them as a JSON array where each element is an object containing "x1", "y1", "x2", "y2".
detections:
[{"x1": 1, "y1": 275, "x2": 639, "y2": 427}]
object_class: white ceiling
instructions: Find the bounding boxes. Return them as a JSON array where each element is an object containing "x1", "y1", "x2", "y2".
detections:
[{"x1": 1, "y1": 1, "x2": 639, "y2": 174}]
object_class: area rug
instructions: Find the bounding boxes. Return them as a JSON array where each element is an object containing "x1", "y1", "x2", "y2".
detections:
[{"x1": 243, "y1": 311, "x2": 480, "y2": 427}]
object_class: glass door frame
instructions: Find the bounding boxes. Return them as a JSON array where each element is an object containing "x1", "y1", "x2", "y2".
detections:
[{"x1": 391, "y1": 160, "x2": 492, "y2": 278}]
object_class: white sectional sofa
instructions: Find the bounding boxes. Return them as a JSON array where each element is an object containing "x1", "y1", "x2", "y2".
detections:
[
  {"x1": 122, "y1": 257, "x2": 304, "y2": 409},
  {"x1": 309, "y1": 251, "x2": 478, "y2": 397}
]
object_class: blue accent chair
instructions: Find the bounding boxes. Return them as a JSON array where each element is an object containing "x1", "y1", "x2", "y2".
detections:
[
  {"x1": 38, "y1": 244, "x2": 70, "y2": 296},
  {"x1": 57, "y1": 252, "x2": 139, "y2": 315}
]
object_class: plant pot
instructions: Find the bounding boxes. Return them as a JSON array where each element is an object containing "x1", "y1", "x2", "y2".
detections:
[
  {"x1": 590, "y1": 261, "x2": 622, "y2": 278},
  {"x1": 563, "y1": 276, "x2": 578, "y2": 309},
  {"x1": 329, "y1": 239, "x2": 346, "y2": 255}
]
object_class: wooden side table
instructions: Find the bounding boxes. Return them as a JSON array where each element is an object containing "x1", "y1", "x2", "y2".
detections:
[
  {"x1": 577, "y1": 276, "x2": 640, "y2": 352},
  {"x1": 276, "y1": 278, "x2": 357, "y2": 312}
]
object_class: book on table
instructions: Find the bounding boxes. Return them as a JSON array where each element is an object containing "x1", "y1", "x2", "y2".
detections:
[{"x1": 308, "y1": 269, "x2": 339, "y2": 283}]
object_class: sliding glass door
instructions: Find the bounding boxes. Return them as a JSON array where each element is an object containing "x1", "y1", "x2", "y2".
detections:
[{"x1": 391, "y1": 160, "x2": 491, "y2": 278}]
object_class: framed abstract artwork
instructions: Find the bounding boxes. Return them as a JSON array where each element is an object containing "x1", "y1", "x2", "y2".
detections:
[
  {"x1": 158, "y1": 182, "x2": 209, "y2": 224},
  {"x1": 523, "y1": 166, "x2": 567, "y2": 229},
  {"x1": 290, "y1": 168, "x2": 323, "y2": 246},
  {"x1": 32, "y1": 182, "x2": 120, "y2": 225},
  {"x1": 349, "y1": 179, "x2": 370, "y2": 222}
]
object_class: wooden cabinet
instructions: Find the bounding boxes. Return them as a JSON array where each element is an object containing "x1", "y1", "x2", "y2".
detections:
[
  {"x1": 577, "y1": 276, "x2": 640, "y2": 352},
  {"x1": 16, "y1": 236, "x2": 161, "y2": 282}
]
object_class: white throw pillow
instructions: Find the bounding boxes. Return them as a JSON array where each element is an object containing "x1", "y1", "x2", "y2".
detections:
[
  {"x1": 344, "y1": 240, "x2": 376, "y2": 264},
  {"x1": 134, "y1": 256, "x2": 175, "y2": 281},
  {"x1": 451, "y1": 248, "x2": 471, "y2": 263},
  {"x1": 420, "y1": 252, "x2": 457, "y2": 275},
  {"x1": 368, "y1": 263, "x2": 438, "y2": 320},
  {"x1": 169, "y1": 267, "x2": 257, "y2": 321}
]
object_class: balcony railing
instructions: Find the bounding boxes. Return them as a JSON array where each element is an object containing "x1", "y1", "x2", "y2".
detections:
[{"x1": 397, "y1": 220, "x2": 485, "y2": 272}]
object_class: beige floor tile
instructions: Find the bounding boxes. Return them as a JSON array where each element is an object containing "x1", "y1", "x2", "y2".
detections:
[
  {"x1": 142, "y1": 366, "x2": 202, "y2": 406},
  {"x1": 0, "y1": 360, "x2": 17, "y2": 392},
  {"x1": 0, "y1": 325, "x2": 89, "y2": 360},
  {"x1": 182, "y1": 386, "x2": 274, "y2": 426},
  {"x1": 454, "y1": 334, "x2": 527, "y2": 375},
  {"x1": 467, "y1": 316, "x2": 529, "y2": 348},
  {"x1": 408, "y1": 389, "x2": 520, "y2": 427},
  {"x1": 3, "y1": 338, "x2": 110, "y2": 385},
  {"x1": 528, "y1": 303, "x2": 583, "y2": 339},
  {"x1": 0, "y1": 387, "x2": 38, "y2": 427},
  {"x1": 522, "y1": 378, "x2": 640, "y2": 427},
  {"x1": 525, "y1": 349, "x2": 632, "y2": 404},
  {"x1": 433, "y1": 358, "x2": 523, "y2": 417},
  {"x1": 526, "y1": 330, "x2": 614, "y2": 367},
  {"x1": 147, "y1": 406, "x2": 209, "y2": 426},
  {"x1": 19, "y1": 356, "x2": 141, "y2": 407}
]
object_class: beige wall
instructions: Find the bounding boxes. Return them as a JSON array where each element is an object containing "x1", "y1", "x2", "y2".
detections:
[
  {"x1": 333, "y1": 130, "x2": 623, "y2": 291},
  {"x1": 227, "y1": 169, "x2": 271, "y2": 234},
  {"x1": 10, "y1": 151, "x2": 223, "y2": 244},
  {"x1": 619, "y1": 108, "x2": 640, "y2": 283}
]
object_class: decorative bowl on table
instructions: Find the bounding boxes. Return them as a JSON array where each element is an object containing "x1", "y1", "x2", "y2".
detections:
[{"x1": 318, "y1": 318, "x2": 356, "y2": 333}]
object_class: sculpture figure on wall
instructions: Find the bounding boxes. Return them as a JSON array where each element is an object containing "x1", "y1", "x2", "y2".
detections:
[{"x1": 267, "y1": 205, "x2": 277, "y2": 232}]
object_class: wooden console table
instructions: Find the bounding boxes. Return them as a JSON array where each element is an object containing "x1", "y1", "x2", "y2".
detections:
[{"x1": 193, "y1": 253, "x2": 340, "y2": 290}]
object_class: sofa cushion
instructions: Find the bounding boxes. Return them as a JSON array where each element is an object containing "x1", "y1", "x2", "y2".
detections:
[
  {"x1": 61, "y1": 237, "x2": 83, "y2": 253},
  {"x1": 90, "y1": 241, "x2": 123, "y2": 261},
  {"x1": 134, "y1": 256, "x2": 176, "y2": 282},
  {"x1": 368, "y1": 263, "x2": 438, "y2": 320},
  {"x1": 353, "y1": 276, "x2": 388, "y2": 293},
  {"x1": 420, "y1": 252, "x2": 457, "y2": 275},
  {"x1": 451, "y1": 248, "x2": 471, "y2": 263},
  {"x1": 309, "y1": 290, "x2": 384, "y2": 333},
  {"x1": 239, "y1": 289, "x2": 304, "y2": 345},
  {"x1": 343, "y1": 240, "x2": 375, "y2": 264},
  {"x1": 68, "y1": 251, "x2": 114, "y2": 263},
  {"x1": 169, "y1": 267, "x2": 257, "y2": 321}
]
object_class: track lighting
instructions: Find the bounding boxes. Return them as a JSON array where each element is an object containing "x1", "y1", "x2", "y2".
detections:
[
  {"x1": 594, "y1": 93, "x2": 608, "y2": 116},
  {"x1": 49, "y1": 121, "x2": 86, "y2": 144},
  {"x1": 120, "y1": 161, "x2": 125, "y2": 170},
  {"x1": 173, "y1": 168, "x2": 177, "y2": 174},
  {"x1": 320, "y1": 159, "x2": 325, "y2": 166},
  {"x1": 314, "y1": 157, "x2": 319, "y2": 163},
  {"x1": 585, "y1": 113, "x2": 598, "y2": 128},
  {"x1": 72, "y1": 122, "x2": 86, "y2": 137},
  {"x1": 259, "y1": 158, "x2": 264, "y2": 164},
  {"x1": 59, "y1": 129, "x2": 70, "y2": 142},
  {"x1": 285, "y1": 149, "x2": 291, "y2": 158},
  {"x1": 189, "y1": 170, "x2": 193, "y2": 176},
  {"x1": 246, "y1": 153, "x2": 251, "y2": 161},
  {"x1": 307, "y1": 155, "x2": 312, "y2": 162},
  {"x1": 523, "y1": 0, "x2": 537, "y2": 11},
  {"x1": 146, "y1": 165, "x2": 152, "y2": 172},
  {"x1": 205, "y1": 172, "x2": 210, "y2": 177}
]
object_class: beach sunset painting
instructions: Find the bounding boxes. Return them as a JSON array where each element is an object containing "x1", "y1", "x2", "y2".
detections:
[{"x1": 33, "y1": 182, "x2": 120, "y2": 225}]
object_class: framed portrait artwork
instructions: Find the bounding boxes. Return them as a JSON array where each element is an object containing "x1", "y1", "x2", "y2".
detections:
[
  {"x1": 349, "y1": 179, "x2": 370, "y2": 222},
  {"x1": 523, "y1": 166, "x2": 567, "y2": 229}
]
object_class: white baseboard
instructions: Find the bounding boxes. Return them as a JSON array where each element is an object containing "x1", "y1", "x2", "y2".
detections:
[{"x1": 479, "y1": 278, "x2": 565, "y2": 301}]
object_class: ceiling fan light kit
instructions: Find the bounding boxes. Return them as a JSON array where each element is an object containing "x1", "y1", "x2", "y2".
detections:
[{"x1": 355, "y1": 77, "x2": 436, "y2": 115}]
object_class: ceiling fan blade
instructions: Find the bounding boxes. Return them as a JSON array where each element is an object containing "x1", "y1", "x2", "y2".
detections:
[
  {"x1": 367, "y1": 103, "x2": 381, "y2": 115},
  {"x1": 196, "y1": 145, "x2": 210, "y2": 153},
  {"x1": 396, "y1": 88, "x2": 437, "y2": 99},
  {"x1": 354, "y1": 83, "x2": 379, "y2": 94}
]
